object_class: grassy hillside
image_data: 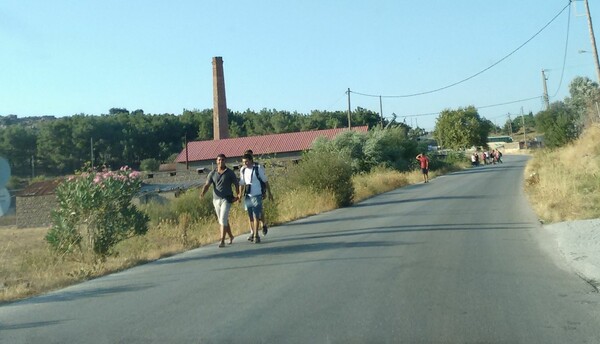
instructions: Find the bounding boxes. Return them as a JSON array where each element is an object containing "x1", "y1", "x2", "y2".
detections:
[{"x1": 524, "y1": 125, "x2": 600, "y2": 223}]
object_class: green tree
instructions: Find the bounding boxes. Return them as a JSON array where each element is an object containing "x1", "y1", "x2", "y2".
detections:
[
  {"x1": 363, "y1": 126, "x2": 416, "y2": 171},
  {"x1": 535, "y1": 102, "x2": 578, "y2": 148},
  {"x1": 565, "y1": 76, "x2": 600, "y2": 132},
  {"x1": 36, "y1": 119, "x2": 78, "y2": 175},
  {"x1": 311, "y1": 130, "x2": 367, "y2": 172},
  {"x1": 433, "y1": 106, "x2": 489, "y2": 149},
  {"x1": 140, "y1": 158, "x2": 160, "y2": 171},
  {"x1": 0, "y1": 125, "x2": 37, "y2": 177}
]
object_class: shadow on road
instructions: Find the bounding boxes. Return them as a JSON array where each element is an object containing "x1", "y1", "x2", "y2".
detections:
[
  {"x1": 151, "y1": 221, "x2": 536, "y2": 266},
  {"x1": 0, "y1": 319, "x2": 67, "y2": 331},
  {"x1": 446, "y1": 164, "x2": 524, "y2": 176},
  {"x1": 2, "y1": 283, "x2": 155, "y2": 307},
  {"x1": 350, "y1": 194, "x2": 493, "y2": 210}
]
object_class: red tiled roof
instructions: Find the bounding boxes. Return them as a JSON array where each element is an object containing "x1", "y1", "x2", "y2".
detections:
[{"x1": 175, "y1": 126, "x2": 369, "y2": 163}]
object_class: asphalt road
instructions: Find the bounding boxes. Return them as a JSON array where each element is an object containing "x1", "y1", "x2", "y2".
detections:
[{"x1": 1, "y1": 155, "x2": 600, "y2": 343}]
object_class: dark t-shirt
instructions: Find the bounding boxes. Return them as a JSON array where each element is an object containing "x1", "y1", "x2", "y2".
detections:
[{"x1": 207, "y1": 168, "x2": 238, "y2": 200}]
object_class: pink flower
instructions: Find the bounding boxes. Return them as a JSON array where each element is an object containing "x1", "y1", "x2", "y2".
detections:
[{"x1": 129, "y1": 171, "x2": 141, "y2": 179}]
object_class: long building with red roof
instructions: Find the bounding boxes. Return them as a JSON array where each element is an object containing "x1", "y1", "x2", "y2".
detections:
[{"x1": 175, "y1": 125, "x2": 369, "y2": 170}]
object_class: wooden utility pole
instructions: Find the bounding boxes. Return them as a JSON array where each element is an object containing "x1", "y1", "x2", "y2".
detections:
[
  {"x1": 379, "y1": 95, "x2": 384, "y2": 128},
  {"x1": 346, "y1": 88, "x2": 352, "y2": 128},
  {"x1": 584, "y1": 0, "x2": 600, "y2": 83},
  {"x1": 185, "y1": 134, "x2": 189, "y2": 170},
  {"x1": 90, "y1": 137, "x2": 94, "y2": 170},
  {"x1": 541, "y1": 69, "x2": 550, "y2": 110},
  {"x1": 521, "y1": 107, "x2": 527, "y2": 148}
]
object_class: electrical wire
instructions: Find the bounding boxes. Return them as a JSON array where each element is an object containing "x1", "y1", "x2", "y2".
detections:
[
  {"x1": 351, "y1": 2, "x2": 572, "y2": 99},
  {"x1": 386, "y1": 95, "x2": 542, "y2": 118},
  {"x1": 550, "y1": 1, "x2": 572, "y2": 98}
]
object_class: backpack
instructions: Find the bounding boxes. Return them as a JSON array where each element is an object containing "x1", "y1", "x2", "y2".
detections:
[{"x1": 241, "y1": 164, "x2": 266, "y2": 198}]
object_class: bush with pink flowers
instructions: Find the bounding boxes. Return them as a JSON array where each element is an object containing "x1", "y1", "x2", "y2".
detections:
[{"x1": 46, "y1": 165, "x2": 149, "y2": 257}]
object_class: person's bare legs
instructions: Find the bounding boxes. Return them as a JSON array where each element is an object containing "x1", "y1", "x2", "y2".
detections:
[
  {"x1": 219, "y1": 225, "x2": 226, "y2": 247},
  {"x1": 225, "y1": 225, "x2": 234, "y2": 244},
  {"x1": 251, "y1": 217, "x2": 261, "y2": 242},
  {"x1": 260, "y1": 213, "x2": 268, "y2": 235}
]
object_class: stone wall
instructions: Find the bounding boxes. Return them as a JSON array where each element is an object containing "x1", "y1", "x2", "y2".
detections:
[{"x1": 16, "y1": 194, "x2": 57, "y2": 229}]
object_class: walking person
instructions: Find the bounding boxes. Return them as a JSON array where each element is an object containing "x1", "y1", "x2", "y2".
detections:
[
  {"x1": 241, "y1": 149, "x2": 273, "y2": 240},
  {"x1": 416, "y1": 153, "x2": 430, "y2": 183},
  {"x1": 200, "y1": 154, "x2": 239, "y2": 248},
  {"x1": 239, "y1": 153, "x2": 273, "y2": 243}
]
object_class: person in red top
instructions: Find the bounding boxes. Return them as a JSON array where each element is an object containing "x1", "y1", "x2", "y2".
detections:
[{"x1": 416, "y1": 153, "x2": 430, "y2": 183}]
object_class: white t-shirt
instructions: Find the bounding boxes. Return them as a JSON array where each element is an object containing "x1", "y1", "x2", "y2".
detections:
[{"x1": 239, "y1": 164, "x2": 268, "y2": 197}]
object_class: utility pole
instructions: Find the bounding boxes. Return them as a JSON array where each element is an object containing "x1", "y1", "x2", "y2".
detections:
[
  {"x1": 541, "y1": 69, "x2": 550, "y2": 110},
  {"x1": 379, "y1": 95, "x2": 384, "y2": 128},
  {"x1": 346, "y1": 88, "x2": 352, "y2": 128},
  {"x1": 584, "y1": 0, "x2": 600, "y2": 83},
  {"x1": 90, "y1": 137, "x2": 94, "y2": 170},
  {"x1": 521, "y1": 107, "x2": 527, "y2": 148},
  {"x1": 508, "y1": 114, "x2": 513, "y2": 138},
  {"x1": 185, "y1": 134, "x2": 189, "y2": 170}
]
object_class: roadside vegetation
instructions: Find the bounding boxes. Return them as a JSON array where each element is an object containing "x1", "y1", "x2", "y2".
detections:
[
  {"x1": 4, "y1": 74, "x2": 598, "y2": 305},
  {"x1": 525, "y1": 124, "x2": 600, "y2": 223},
  {"x1": 0, "y1": 128, "x2": 467, "y2": 304},
  {"x1": 524, "y1": 76, "x2": 600, "y2": 223}
]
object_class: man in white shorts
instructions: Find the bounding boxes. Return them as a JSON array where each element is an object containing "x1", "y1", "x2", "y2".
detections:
[{"x1": 200, "y1": 154, "x2": 240, "y2": 247}]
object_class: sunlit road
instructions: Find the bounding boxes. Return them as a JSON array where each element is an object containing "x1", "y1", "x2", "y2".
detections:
[{"x1": 1, "y1": 155, "x2": 600, "y2": 343}]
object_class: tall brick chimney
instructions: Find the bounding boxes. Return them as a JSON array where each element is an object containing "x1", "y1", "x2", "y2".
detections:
[{"x1": 212, "y1": 56, "x2": 229, "y2": 140}]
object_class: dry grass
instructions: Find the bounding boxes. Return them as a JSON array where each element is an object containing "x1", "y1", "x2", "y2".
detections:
[
  {"x1": 524, "y1": 125, "x2": 600, "y2": 223},
  {"x1": 0, "y1": 163, "x2": 458, "y2": 304},
  {"x1": 354, "y1": 168, "x2": 410, "y2": 202}
]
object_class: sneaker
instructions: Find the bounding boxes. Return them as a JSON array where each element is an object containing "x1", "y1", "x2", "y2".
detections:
[
  {"x1": 247, "y1": 235, "x2": 254, "y2": 242},
  {"x1": 254, "y1": 236, "x2": 261, "y2": 244},
  {"x1": 262, "y1": 225, "x2": 268, "y2": 236}
]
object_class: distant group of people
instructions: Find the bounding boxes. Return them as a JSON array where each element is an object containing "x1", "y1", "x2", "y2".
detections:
[
  {"x1": 471, "y1": 149, "x2": 503, "y2": 167},
  {"x1": 200, "y1": 150, "x2": 273, "y2": 247}
]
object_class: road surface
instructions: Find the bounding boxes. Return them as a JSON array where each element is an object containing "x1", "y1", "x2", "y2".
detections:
[{"x1": 1, "y1": 155, "x2": 599, "y2": 343}]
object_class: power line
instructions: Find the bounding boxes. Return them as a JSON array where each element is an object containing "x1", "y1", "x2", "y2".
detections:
[
  {"x1": 476, "y1": 96, "x2": 542, "y2": 109},
  {"x1": 351, "y1": 2, "x2": 571, "y2": 99},
  {"x1": 551, "y1": 1, "x2": 572, "y2": 98},
  {"x1": 383, "y1": 96, "x2": 542, "y2": 118}
]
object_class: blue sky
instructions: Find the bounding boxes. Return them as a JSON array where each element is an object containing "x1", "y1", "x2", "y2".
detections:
[{"x1": 1, "y1": 0, "x2": 598, "y2": 131}]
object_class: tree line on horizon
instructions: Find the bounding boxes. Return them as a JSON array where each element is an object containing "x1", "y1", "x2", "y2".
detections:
[
  {"x1": 1, "y1": 75, "x2": 596, "y2": 183},
  {"x1": 0, "y1": 107, "x2": 386, "y2": 179}
]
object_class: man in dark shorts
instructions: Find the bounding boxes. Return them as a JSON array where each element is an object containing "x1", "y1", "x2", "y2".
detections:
[
  {"x1": 200, "y1": 154, "x2": 239, "y2": 247},
  {"x1": 416, "y1": 153, "x2": 430, "y2": 183}
]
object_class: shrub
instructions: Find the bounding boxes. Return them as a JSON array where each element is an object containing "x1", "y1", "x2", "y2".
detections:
[
  {"x1": 140, "y1": 158, "x2": 160, "y2": 172},
  {"x1": 286, "y1": 149, "x2": 354, "y2": 207},
  {"x1": 364, "y1": 127, "x2": 417, "y2": 171},
  {"x1": 46, "y1": 166, "x2": 149, "y2": 257},
  {"x1": 171, "y1": 188, "x2": 215, "y2": 222}
]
